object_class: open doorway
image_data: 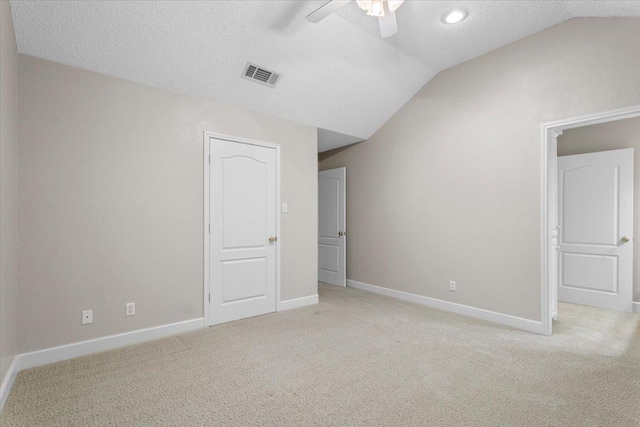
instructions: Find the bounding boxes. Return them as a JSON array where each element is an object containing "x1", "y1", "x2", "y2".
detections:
[{"x1": 542, "y1": 106, "x2": 640, "y2": 335}]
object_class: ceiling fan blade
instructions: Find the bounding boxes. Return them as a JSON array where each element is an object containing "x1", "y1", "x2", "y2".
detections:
[
  {"x1": 378, "y1": 10, "x2": 398, "y2": 38},
  {"x1": 306, "y1": 0, "x2": 352, "y2": 23}
]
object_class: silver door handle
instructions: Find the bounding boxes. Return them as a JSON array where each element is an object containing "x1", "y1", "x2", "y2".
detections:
[
  {"x1": 269, "y1": 236, "x2": 277, "y2": 243},
  {"x1": 338, "y1": 231, "x2": 346, "y2": 236},
  {"x1": 621, "y1": 236, "x2": 630, "y2": 243}
]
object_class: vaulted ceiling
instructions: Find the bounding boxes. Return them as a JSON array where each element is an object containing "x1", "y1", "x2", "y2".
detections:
[{"x1": 10, "y1": 1, "x2": 640, "y2": 151}]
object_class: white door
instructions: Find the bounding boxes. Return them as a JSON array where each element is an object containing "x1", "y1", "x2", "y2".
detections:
[
  {"x1": 209, "y1": 138, "x2": 277, "y2": 325},
  {"x1": 557, "y1": 148, "x2": 633, "y2": 312},
  {"x1": 318, "y1": 167, "x2": 346, "y2": 286}
]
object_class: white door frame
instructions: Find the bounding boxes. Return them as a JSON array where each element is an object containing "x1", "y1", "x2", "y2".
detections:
[
  {"x1": 541, "y1": 104, "x2": 640, "y2": 335},
  {"x1": 203, "y1": 131, "x2": 282, "y2": 327}
]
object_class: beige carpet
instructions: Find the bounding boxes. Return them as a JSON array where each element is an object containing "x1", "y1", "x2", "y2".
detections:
[{"x1": 2, "y1": 284, "x2": 639, "y2": 426}]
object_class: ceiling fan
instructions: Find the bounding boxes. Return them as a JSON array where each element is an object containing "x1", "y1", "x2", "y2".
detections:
[{"x1": 306, "y1": 0, "x2": 405, "y2": 38}]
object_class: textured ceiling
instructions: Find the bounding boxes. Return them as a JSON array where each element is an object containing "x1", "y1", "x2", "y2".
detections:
[
  {"x1": 336, "y1": 1, "x2": 640, "y2": 72},
  {"x1": 10, "y1": 1, "x2": 640, "y2": 152}
]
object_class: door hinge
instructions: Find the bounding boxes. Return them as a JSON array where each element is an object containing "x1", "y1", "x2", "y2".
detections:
[
  {"x1": 209, "y1": 224, "x2": 210, "y2": 233},
  {"x1": 208, "y1": 293, "x2": 211, "y2": 303},
  {"x1": 209, "y1": 154, "x2": 211, "y2": 164}
]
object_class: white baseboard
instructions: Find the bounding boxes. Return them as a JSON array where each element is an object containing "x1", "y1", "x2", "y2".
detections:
[
  {"x1": 633, "y1": 301, "x2": 640, "y2": 314},
  {"x1": 0, "y1": 355, "x2": 19, "y2": 410},
  {"x1": 279, "y1": 294, "x2": 319, "y2": 311},
  {"x1": 347, "y1": 280, "x2": 544, "y2": 334},
  {"x1": 18, "y1": 317, "x2": 205, "y2": 371}
]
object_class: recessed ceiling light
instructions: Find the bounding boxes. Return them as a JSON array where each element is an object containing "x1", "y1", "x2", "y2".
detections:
[{"x1": 443, "y1": 9, "x2": 468, "y2": 24}]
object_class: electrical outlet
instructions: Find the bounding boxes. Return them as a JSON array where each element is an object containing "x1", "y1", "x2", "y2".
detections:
[
  {"x1": 82, "y1": 309, "x2": 93, "y2": 325},
  {"x1": 126, "y1": 302, "x2": 135, "y2": 316},
  {"x1": 449, "y1": 281, "x2": 456, "y2": 292},
  {"x1": 282, "y1": 203, "x2": 288, "y2": 213}
]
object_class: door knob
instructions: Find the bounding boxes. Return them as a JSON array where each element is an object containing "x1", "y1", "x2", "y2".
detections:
[
  {"x1": 268, "y1": 236, "x2": 277, "y2": 243},
  {"x1": 621, "y1": 236, "x2": 630, "y2": 243},
  {"x1": 338, "y1": 231, "x2": 346, "y2": 236}
]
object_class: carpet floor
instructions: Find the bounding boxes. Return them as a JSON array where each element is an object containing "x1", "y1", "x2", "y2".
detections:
[{"x1": 1, "y1": 284, "x2": 639, "y2": 426}]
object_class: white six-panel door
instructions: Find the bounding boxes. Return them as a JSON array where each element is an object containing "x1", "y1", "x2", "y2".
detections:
[
  {"x1": 209, "y1": 137, "x2": 277, "y2": 325},
  {"x1": 557, "y1": 148, "x2": 633, "y2": 312},
  {"x1": 318, "y1": 167, "x2": 346, "y2": 286}
]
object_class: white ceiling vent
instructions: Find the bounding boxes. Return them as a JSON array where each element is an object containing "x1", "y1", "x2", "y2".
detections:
[{"x1": 242, "y1": 63, "x2": 281, "y2": 88}]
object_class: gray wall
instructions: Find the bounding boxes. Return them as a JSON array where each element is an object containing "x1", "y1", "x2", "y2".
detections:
[
  {"x1": 1, "y1": 1, "x2": 18, "y2": 381},
  {"x1": 320, "y1": 18, "x2": 640, "y2": 322},
  {"x1": 558, "y1": 117, "x2": 640, "y2": 303},
  {"x1": 18, "y1": 55, "x2": 318, "y2": 353}
]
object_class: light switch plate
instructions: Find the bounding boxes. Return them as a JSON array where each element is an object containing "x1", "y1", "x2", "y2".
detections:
[{"x1": 282, "y1": 203, "x2": 288, "y2": 213}]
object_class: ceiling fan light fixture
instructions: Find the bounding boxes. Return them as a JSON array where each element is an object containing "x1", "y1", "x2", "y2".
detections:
[
  {"x1": 356, "y1": 0, "x2": 384, "y2": 16},
  {"x1": 356, "y1": 0, "x2": 404, "y2": 17},
  {"x1": 387, "y1": 1, "x2": 404, "y2": 13},
  {"x1": 443, "y1": 9, "x2": 468, "y2": 24}
]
